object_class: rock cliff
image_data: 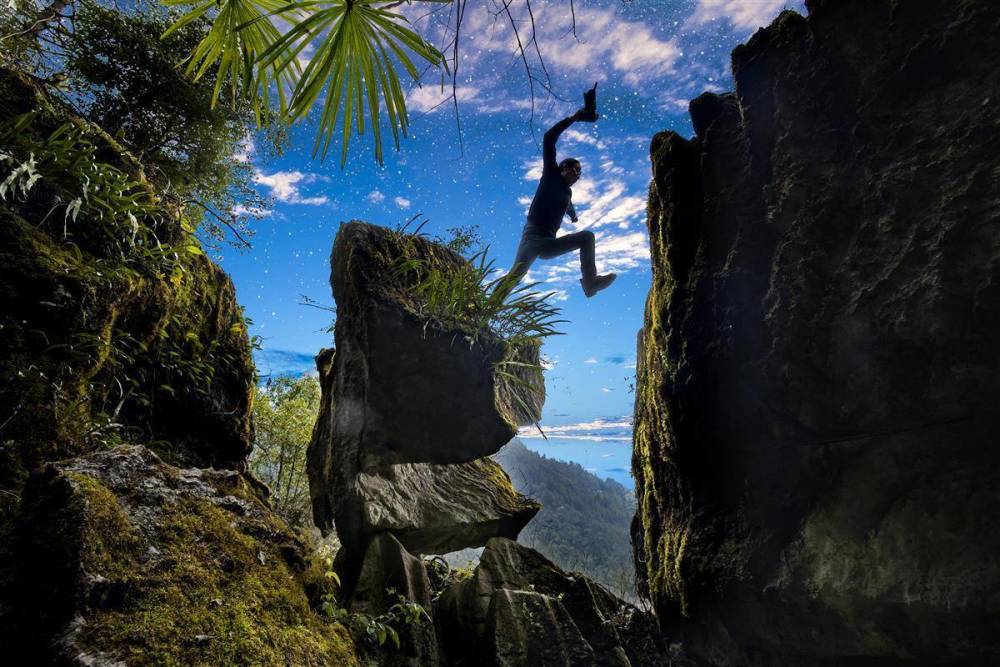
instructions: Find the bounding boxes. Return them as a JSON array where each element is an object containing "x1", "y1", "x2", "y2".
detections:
[
  {"x1": 632, "y1": 0, "x2": 1000, "y2": 664},
  {"x1": 0, "y1": 69, "x2": 254, "y2": 523},
  {"x1": 0, "y1": 68, "x2": 358, "y2": 664},
  {"x1": 307, "y1": 222, "x2": 543, "y2": 568}
]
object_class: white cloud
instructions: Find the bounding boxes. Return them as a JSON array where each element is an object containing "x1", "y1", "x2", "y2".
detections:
[
  {"x1": 540, "y1": 7, "x2": 682, "y2": 87},
  {"x1": 691, "y1": 0, "x2": 791, "y2": 31},
  {"x1": 367, "y1": 190, "x2": 385, "y2": 203},
  {"x1": 253, "y1": 170, "x2": 328, "y2": 205},
  {"x1": 475, "y1": 97, "x2": 537, "y2": 114},
  {"x1": 394, "y1": 196, "x2": 412, "y2": 209},
  {"x1": 527, "y1": 226, "x2": 650, "y2": 294},
  {"x1": 562, "y1": 176, "x2": 647, "y2": 231},
  {"x1": 518, "y1": 416, "x2": 633, "y2": 441},
  {"x1": 407, "y1": 84, "x2": 480, "y2": 113},
  {"x1": 231, "y1": 204, "x2": 272, "y2": 218},
  {"x1": 584, "y1": 357, "x2": 598, "y2": 364},
  {"x1": 562, "y1": 128, "x2": 603, "y2": 149},
  {"x1": 522, "y1": 159, "x2": 543, "y2": 182},
  {"x1": 601, "y1": 387, "x2": 613, "y2": 393}
]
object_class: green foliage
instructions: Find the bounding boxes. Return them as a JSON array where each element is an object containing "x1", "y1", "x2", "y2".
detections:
[
  {"x1": 63, "y1": 1, "x2": 277, "y2": 245},
  {"x1": 435, "y1": 223, "x2": 482, "y2": 257},
  {"x1": 316, "y1": 547, "x2": 426, "y2": 653},
  {"x1": 391, "y1": 248, "x2": 565, "y2": 347},
  {"x1": 0, "y1": 112, "x2": 180, "y2": 270},
  {"x1": 322, "y1": 587, "x2": 428, "y2": 651},
  {"x1": 165, "y1": 0, "x2": 447, "y2": 165},
  {"x1": 161, "y1": 0, "x2": 296, "y2": 120},
  {"x1": 249, "y1": 374, "x2": 319, "y2": 528}
]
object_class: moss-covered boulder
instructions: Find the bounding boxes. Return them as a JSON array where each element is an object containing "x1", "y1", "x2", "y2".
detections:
[
  {"x1": 0, "y1": 445, "x2": 357, "y2": 665},
  {"x1": 307, "y1": 222, "x2": 543, "y2": 568},
  {"x1": 0, "y1": 68, "x2": 254, "y2": 518}
]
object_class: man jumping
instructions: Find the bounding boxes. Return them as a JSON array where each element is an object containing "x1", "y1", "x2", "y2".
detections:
[{"x1": 508, "y1": 107, "x2": 616, "y2": 298}]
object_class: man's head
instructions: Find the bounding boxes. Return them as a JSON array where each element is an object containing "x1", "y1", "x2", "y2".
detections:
[{"x1": 559, "y1": 158, "x2": 582, "y2": 185}]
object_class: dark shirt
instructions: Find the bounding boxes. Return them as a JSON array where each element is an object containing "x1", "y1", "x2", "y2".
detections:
[{"x1": 526, "y1": 116, "x2": 576, "y2": 237}]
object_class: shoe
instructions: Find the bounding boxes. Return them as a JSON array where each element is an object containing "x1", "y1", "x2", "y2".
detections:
[{"x1": 580, "y1": 273, "x2": 616, "y2": 298}]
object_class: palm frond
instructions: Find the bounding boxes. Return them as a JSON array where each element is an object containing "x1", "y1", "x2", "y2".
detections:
[
  {"x1": 162, "y1": 0, "x2": 302, "y2": 120},
  {"x1": 256, "y1": 0, "x2": 445, "y2": 164}
]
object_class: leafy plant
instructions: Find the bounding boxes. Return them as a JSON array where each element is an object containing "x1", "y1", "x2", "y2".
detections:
[
  {"x1": 161, "y1": 0, "x2": 297, "y2": 121},
  {"x1": 163, "y1": 0, "x2": 447, "y2": 164},
  {"x1": 316, "y1": 547, "x2": 427, "y2": 652},
  {"x1": 322, "y1": 588, "x2": 427, "y2": 650},
  {"x1": 0, "y1": 112, "x2": 182, "y2": 269},
  {"x1": 435, "y1": 223, "x2": 481, "y2": 257},
  {"x1": 391, "y1": 248, "x2": 565, "y2": 347},
  {"x1": 249, "y1": 375, "x2": 320, "y2": 528}
]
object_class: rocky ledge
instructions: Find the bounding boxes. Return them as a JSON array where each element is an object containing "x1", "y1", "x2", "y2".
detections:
[{"x1": 0, "y1": 446, "x2": 356, "y2": 665}]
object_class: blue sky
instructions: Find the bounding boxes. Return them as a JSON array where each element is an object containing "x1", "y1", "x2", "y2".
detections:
[{"x1": 219, "y1": 0, "x2": 805, "y2": 439}]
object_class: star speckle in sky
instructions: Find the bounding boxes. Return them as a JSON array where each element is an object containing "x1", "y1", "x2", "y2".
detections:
[{"x1": 224, "y1": 0, "x2": 805, "y2": 428}]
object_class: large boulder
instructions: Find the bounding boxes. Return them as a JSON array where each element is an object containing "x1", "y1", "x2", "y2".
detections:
[
  {"x1": 488, "y1": 589, "x2": 596, "y2": 667},
  {"x1": 0, "y1": 446, "x2": 357, "y2": 665},
  {"x1": 315, "y1": 221, "x2": 543, "y2": 469},
  {"x1": 356, "y1": 459, "x2": 540, "y2": 556},
  {"x1": 436, "y1": 537, "x2": 668, "y2": 666},
  {"x1": 0, "y1": 69, "x2": 254, "y2": 519},
  {"x1": 632, "y1": 0, "x2": 1000, "y2": 664},
  {"x1": 307, "y1": 222, "x2": 543, "y2": 563}
]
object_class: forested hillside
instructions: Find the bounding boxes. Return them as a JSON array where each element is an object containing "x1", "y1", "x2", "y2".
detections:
[{"x1": 495, "y1": 438, "x2": 637, "y2": 600}]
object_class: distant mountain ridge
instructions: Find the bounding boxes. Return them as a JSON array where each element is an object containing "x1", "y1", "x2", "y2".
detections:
[{"x1": 494, "y1": 438, "x2": 637, "y2": 599}]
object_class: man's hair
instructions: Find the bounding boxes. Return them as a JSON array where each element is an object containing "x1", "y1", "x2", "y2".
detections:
[{"x1": 559, "y1": 158, "x2": 581, "y2": 171}]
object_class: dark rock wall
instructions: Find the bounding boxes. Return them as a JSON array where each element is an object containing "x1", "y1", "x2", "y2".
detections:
[{"x1": 632, "y1": 0, "x2": 1000, "y2": 664}]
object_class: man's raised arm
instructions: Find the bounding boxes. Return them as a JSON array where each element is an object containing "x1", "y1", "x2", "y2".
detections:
[{"x1": 542, "y1": 112, "x2": 582, "y2": 170}]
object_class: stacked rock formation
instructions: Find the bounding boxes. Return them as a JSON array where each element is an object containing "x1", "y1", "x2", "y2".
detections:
[
  {"x1": 309, "y1": 222, "x2": 670, "y2": 666},
  {"x1": 633, "y1": 0, "x2": 1000, "y2": 664},
  {"x1": 307, "y1": 221, "x2": 544, "y2": 574}
]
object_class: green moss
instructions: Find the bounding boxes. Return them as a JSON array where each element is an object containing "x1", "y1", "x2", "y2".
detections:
[
  {"x1": 69, "y1": 473, "x2": 144, "y2": 580},
  {"x1": 72, "y1": 476, "x2": 357, "y2": 666},
  {"x1": 479, "y1": 458, "x2": 532, "y2": 511}
]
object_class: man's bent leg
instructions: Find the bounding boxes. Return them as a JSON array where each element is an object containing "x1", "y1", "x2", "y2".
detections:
[
  {"x1": 537, "y1": 230, "x2": 597, "y2": 282},
  {"x1": 504, "y1": 232, "x2": 543, "y2": 294}
]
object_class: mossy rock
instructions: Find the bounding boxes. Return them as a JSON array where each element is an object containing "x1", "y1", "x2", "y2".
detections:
[
  {"x1": 0, "y1": 445, "x2": 358, "y2": 666},
  {"x1": 0, "y1": 206, "x2": 254, "y2": 516},
  {"x1": 0, "y1": 67, "x2": 254, "y2": 517}
]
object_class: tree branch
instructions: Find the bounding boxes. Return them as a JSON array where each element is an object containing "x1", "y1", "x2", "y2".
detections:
[{"x1": 188, "y1": 199, "x2": 253, "y2": 249}]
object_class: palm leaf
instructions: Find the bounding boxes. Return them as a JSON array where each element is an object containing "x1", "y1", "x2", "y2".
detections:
[{"x1": 162, "y1": 0, "x2": 301, "y2": 118}]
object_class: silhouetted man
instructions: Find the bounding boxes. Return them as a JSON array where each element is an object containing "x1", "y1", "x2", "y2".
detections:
[{"x1": 508, "y1": 108, "x2": 616, "y2": 298}]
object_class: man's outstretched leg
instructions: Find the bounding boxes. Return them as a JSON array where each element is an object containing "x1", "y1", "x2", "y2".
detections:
[{"x1": 537, "y1": 230, "x2": 616, "y2": 298}]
